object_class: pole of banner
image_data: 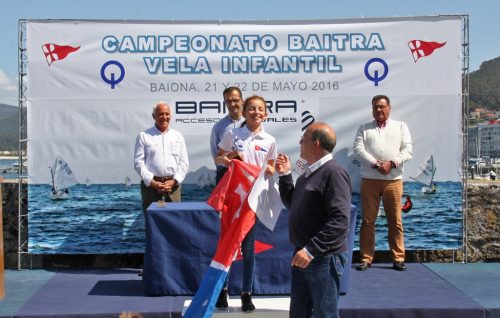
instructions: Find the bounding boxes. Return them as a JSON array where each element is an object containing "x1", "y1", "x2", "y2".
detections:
[{"x1": 0, "y1": 176, "x2": 5, "y2": 299}]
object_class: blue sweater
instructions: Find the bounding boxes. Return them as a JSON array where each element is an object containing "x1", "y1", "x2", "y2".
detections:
[{"x1": 279, "y1": 159, "x2": 352, "y2": 256}]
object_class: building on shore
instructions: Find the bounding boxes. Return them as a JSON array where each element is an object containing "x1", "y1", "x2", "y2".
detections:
[{"x1": 468, "y1": 120, "x2": 500, "y2": 161}]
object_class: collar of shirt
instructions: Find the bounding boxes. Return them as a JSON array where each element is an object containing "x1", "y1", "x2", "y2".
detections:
[
  {"x1": 376, "y1": 120, "x2": 387, "y2": 129},
  {"x1": 229, "y1": 116, "x2": 243, "y2": 124},
  {"x1": 304, "y1": 153, "x2": 333, "y2": 177},
  {"x1": 242, "y1": 125, "x2": 266, "y2": 140},
  {"x1": 153, "y1": 125, "x2": 170, "y2": 134}
]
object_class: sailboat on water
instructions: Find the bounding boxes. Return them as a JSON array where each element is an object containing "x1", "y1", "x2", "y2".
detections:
[
  {"x1": 410, "y1": 155, "x2": 437, "y2": 194},
  {"x1": 49, "y1": 155, "x2": 78, "y2": 200},
  {"x1": 124, "y1": 176, "x2": 132, "y2": 187},
  {"x1": 197, "y1": 173, "x2": 215, "y2": 188}
]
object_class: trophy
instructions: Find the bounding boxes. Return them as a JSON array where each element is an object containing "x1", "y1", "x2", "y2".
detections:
[{"x1": 157, "y1": 194, "x2": 166, "y2": 208}]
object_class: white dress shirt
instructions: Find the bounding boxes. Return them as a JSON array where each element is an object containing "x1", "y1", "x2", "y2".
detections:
[
  {"x1": 134, "y1": 125, "x2": 189, "y2": 187},
  {"x1": 304, "y1": 153, "x2": 333, "y2": 178}
]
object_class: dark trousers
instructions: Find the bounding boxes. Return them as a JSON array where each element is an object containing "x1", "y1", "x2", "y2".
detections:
[
  {"x1": 222, "y1": 223, "x2": 256, "y2": 293},
  {"x1": 215, "y1": 165, "x2": 228, "y2": 185},
  {"x1": 140, "y1": 181, "x2": 181, "y2": 214}
]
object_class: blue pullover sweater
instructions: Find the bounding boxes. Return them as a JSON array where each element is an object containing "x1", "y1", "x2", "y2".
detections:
[{"x1": 279, "y1": 159, "x2": 352, "y2": 256}]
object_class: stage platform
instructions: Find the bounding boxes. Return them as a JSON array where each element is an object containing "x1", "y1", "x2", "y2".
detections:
[{"x1": 1, "y1": 263, "x2": 499, "y2": 318}]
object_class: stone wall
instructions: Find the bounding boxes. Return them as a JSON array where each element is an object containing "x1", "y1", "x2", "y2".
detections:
[
  {"x1": 464, "y1": 183, "x2": 500, "y2": 262},
  {"x1": 1, "y1": 181, "x2": 499, "y2": 269},
  {"x1": 1, "y1": 181, "x2": 23, "y2": 268}
]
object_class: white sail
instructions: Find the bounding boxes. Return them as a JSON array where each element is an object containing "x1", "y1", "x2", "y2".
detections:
[
  {"x1": 51, "y1": 155, "x2": 78, "y2": 190},
  {"x1": 197, "y1": 173, "x2": 216, "y2": 187},
  {"x1": 410, "y1": 155, "x2": 436, "y2": 187},
  {"x1": 124, "y1": 176, "x2": 131, "y2": 187},
  {"x1": 207, "y1": 173, "x2": 215, "y2": 186},
  {"x1": 197, "y1": 174, "x2": 208, "y2": 187}
]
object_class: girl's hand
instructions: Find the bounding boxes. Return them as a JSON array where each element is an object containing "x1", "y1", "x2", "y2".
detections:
[{"x1": 265, "y1": 164, "x2": 275, "y2": 176}]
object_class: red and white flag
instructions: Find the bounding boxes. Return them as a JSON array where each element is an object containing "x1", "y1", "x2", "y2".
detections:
[
  {"x1": 247, "y1": 163, "x2": 284, "y2": 231},
  {"x1": 42, "y1": 43, "x2": 80, "y2": 66},
  {"x1": 408, "y1": 40, "x2": 446, "y2": 63},
  {"x1": 184, "y1": 160, "x2": 283, "y2": 318},
  {"x1": 207, "y1": 160, "x2": 261, "y2": 267}
]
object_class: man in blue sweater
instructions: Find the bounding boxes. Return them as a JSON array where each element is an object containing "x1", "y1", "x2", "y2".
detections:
[{"x1": 276, "y1": 122, "x2": 352, "y2": 318}]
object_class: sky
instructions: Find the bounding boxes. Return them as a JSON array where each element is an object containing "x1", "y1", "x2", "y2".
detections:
[{"x1": 0, "y1": 0, "x2": 499, "y2": 106}]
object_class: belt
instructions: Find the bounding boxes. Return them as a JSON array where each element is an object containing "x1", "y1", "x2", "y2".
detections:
[{"x1": 153, "y1": 176, "x2": 174, "y2": 182}]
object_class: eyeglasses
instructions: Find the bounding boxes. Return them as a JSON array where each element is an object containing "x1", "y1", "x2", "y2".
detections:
[{"x1": 224, "y1": 99, "x2": 242, "y2": 105}]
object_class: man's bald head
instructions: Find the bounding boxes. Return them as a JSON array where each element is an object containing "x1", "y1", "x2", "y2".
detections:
[{"x1": 308, "y1": 122, "x2": 337, "y2": 153}]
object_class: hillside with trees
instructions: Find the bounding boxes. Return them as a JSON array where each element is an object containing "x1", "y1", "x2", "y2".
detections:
[
  {"x1": 469, "y1": 56, "x2": 500, "y2": 111},
  {"x1": 0, "y1": 103, "x2": 18, "y2": 151}
]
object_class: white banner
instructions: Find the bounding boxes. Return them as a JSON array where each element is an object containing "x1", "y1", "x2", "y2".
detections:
[{"x1": 26, "y1": 17, "x2": 462, "y2": 191}]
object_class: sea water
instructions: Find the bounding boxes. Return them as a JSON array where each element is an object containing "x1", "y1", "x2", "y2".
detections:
[
  {"x1": 27, "y1": 181, "x2": 462, "y2": 254},
  {"x1": 0, "y1": 158, "x2": 19, "y2": 179}
]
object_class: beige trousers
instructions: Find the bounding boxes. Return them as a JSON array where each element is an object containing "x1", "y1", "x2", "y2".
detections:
[{"x1": 359, "y1": 178, "x2": 405, "y2": 263}]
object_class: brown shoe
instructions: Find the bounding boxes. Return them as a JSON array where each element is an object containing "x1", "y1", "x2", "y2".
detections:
[
  {"x1": 393, "y1": 261, "x2": 406, "y2": 271},
  {"x1": 356, "y1": 262, "x2": 371, "y2": 271}
]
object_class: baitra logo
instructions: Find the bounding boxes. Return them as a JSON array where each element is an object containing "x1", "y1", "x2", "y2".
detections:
[
  {"x1": 42, "y1": 44, "x2": 80, "y2": 66},
  {"x1": 408, "y1": 40, "x2": 446, "y2": 63}
]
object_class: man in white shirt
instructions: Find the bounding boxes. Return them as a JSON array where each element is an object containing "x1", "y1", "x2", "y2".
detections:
[
  {"x1": 134, "y1": 101, "x2": 189, "y2": 212},
  {"x1": 353, "y1": 95, "x2": 412, "y2": 272}
]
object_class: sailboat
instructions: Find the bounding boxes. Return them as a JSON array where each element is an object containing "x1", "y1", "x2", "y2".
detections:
[
  {"x1": 49, "y1": 155, "x2": 78, "y2": 200},
  {"x1": 410, "y1": 155, "x2": 437, "y2": 194},
  {"x1": 124, "y1": 176, "x2": 132, "y2": 187},
  {"x1": 197, "y1": 173, "x2": 215, "y2": 188}
]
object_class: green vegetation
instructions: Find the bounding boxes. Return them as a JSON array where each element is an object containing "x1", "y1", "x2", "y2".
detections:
[
  {"x1": 0, "y1": 103, "x2": 19, "y2": 150},
  {"x1": 470, "y1": 56, "x2": 500, "y2": 111}
]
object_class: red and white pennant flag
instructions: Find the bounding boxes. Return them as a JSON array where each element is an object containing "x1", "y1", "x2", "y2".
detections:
[
  {"x1": 408, "y1": 40, "x2": 446, "y2": 63},
  {"x1": 42, "y1": 43, "x2": 80, "y2": 66}
]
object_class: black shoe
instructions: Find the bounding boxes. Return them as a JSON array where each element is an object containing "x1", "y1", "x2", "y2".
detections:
[
  {"x1": 356, "y1": 262, "x2": 371, "y2": 271},
  {"x1": 393, "y1": 261, "x2": 406, "y2": 271},
  {"x1": 241, "y1": 292, "x2": 255, "y2": 312},
  {"x1": 215, "y1": 289, "x2": 228, "y2": 309}
]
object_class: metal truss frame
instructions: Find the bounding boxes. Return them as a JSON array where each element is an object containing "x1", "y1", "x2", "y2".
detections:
[
  {"x1": 14, "y1": 15, "x2": 471, "y2": 268},
  {"x1": 17, "y1": 20, "x2": 30, "y2": 269},
  {"x1": 460, "y1": 14, "x2": 470, "y2": 263}
]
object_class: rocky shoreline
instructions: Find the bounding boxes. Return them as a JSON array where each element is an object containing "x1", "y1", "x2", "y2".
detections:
[{"x1": 1, "y1": 180, "x2": 499, "y2": 269}]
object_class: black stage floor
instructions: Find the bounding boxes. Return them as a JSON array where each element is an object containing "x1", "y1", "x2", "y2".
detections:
[{"x1": 1, "y1": 263, "x2": 499, "y2": 318}]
